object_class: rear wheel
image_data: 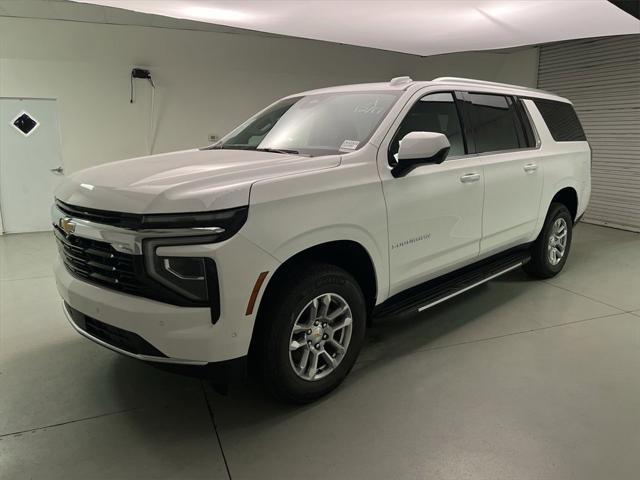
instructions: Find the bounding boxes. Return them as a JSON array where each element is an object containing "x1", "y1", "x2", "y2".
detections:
[
  {"x1": 254, "y1": 263, "x2": 366, "y2": 403},
  {"x1": 523, "y1": 203, "x2": 573, "y2": 278}
]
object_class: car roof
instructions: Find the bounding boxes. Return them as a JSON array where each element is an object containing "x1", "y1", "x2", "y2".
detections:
[{"x1": 294, "y1": 76, "x2": 570, "y2": 103}]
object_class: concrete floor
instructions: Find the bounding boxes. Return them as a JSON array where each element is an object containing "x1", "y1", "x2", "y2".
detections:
[{"x1": 1, "y1": 223, "x2": 639, "y2": 479}]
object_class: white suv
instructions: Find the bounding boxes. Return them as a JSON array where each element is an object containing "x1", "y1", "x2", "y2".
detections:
[{"x1": 53, "y1": 77, "x2": 591, "y2": 402}]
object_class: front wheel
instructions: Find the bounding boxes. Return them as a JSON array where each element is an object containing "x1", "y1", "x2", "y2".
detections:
[
  {"x1": 523, "y1": 202, "x2": 573, "y2": 278},
  {"x1": 254, "y1": 263, "x2": 366, "y2": 403}
]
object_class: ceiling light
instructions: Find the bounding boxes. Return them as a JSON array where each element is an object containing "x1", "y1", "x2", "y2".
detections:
[{"x1": 182, "y1": 6, "x2": 249, "y2": 22}]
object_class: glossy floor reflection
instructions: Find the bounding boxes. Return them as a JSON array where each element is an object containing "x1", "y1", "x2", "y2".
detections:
[{"x1": 1, "y1": 224, "x2": 638, "y2": 479}]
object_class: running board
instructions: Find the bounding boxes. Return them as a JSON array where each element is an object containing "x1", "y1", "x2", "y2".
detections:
[{"x1": 373, "y1": 248, "x2": 531, "y2": 319}]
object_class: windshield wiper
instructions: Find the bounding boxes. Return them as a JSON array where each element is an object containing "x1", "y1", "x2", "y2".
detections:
[{"x1": 255, "y1": 147, "x2": 300, "y2": 155}]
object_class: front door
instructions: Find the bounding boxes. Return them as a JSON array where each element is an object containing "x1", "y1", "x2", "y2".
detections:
[
  {"x1": 0, "y1": 98, "x2": 64, "y2": 233},
  {"x1": 378, "y1": 91, "x2": 484, "y2": 296}
]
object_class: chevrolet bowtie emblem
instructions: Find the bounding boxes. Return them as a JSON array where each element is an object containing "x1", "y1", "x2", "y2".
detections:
[{"x1": 59, "y1": 217, "x2": 76, "y2": 235}]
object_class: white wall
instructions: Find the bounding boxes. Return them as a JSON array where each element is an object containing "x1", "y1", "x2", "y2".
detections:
[{"x1": 0, "y1": 16, "x2": 539, "y2": 174}]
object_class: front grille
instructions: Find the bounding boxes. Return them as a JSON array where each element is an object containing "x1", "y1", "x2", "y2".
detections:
[
  {"x1": 66, "y1": 302, "x2": 167, "y2": 357},
  {"x1": 54, "y1": 225, "x2": 216, "y2": 309},
  {"x1": 54, "y1": 225, "x2": 143, "y2": 296}
]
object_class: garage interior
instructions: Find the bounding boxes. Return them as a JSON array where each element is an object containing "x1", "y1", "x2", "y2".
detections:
[{"x1": 1, "y1": 1, "x2": 639, "y2": 479}]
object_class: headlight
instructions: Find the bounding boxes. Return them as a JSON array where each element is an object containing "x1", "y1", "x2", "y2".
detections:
[{"x1": 150, "y1": 255, "x2": 213, "y2": 302}]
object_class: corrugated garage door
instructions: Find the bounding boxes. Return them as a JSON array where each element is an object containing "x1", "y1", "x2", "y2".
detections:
[{"x1": 538, "y1": 34, "x2": 640, "y2": 231}]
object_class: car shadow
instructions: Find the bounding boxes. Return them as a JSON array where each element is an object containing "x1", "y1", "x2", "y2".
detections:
[{"x1": 203, "y1": 270, "x2": 536, "y2": 424}]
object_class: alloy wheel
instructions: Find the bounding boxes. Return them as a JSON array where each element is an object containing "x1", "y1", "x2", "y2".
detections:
[
  {"x1": 547, "y1": 217, "x2": 568, "y2": 266},
  {"x1": 288, "y1": 293, "x2": 353, "y2": 381}
]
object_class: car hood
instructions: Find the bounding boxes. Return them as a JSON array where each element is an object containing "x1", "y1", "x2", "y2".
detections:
[{"x1": 55, "y1": 149, "x2": 340, "y2": 214}]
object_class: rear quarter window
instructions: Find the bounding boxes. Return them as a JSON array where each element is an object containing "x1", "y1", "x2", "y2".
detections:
[{"x1": 533, "y1": 99, "x2": 587, "y2": 142}]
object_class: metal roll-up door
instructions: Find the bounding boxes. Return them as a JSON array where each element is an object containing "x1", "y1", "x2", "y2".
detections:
[{"x1": 538, "y1": 34, "x2": 640, "y2": 232}]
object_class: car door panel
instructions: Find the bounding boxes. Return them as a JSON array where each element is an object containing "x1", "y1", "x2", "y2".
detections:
[
  {"x1": 480, "y1": 150, "x2": 544, "y2": 253},
  {"x1": 377, "y1": 89, "x2": 484, "y2": 297},
  {"x1": 458, "y1": 92, "x2": 544, "y2": 255},
  {"x1": 383, "y1": 159, "x2": 484, "y2": 296}
]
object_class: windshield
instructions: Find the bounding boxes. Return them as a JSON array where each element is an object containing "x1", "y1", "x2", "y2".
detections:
[{"x1": 213, "y1": 91, "x2": 400, "y2": 157}]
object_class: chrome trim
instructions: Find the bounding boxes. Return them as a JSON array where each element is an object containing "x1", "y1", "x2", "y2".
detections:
[
  {"x1": 51, "y1": 205, "x2": 224, "y2": 254},
  {"x1": 62, "y1": 302, "x2": 208, "y2": 366},
  {"x1": 417, "y1": 262, "x2": 524, "y2": 312}
]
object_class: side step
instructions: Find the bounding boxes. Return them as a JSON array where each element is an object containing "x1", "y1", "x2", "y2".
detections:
[{"x1": 373, "y1": 247, "x2": 531, "y2": 319}]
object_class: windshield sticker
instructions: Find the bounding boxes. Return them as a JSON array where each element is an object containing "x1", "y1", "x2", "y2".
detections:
[
  {"x1": 339, "y1": 140, "x2": 360, "y2": 152},
  {"x1": 354, "y1": 99, "x2": 383, "y2": 115}
]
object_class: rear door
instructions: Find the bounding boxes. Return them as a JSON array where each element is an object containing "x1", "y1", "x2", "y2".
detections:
[{"x1": 459, "y1": 92, "x2": 544, "y2": 254}]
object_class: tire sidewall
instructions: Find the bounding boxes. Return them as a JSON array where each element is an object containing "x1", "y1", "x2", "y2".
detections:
[
  {"x1": 540, "y1": 204, "x2": 573, "y2": 274},
  {"x1": 266, "y1": 267, "x2": 366, "y2": 401}
]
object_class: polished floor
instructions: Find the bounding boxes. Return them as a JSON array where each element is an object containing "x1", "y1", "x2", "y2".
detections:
[{"x1": 1, "y1": 223, "x2": 639, "y2": 479}]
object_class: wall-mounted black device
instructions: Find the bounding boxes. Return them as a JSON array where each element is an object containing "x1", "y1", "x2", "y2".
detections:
[{"x1": 130, "y1": 68, "x2": 155, "y2": 103}]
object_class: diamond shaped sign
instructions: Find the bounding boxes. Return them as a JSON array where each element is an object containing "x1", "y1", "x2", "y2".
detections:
[{"x1": 12, "y1": 112, "x2": 39, "y2": 136}]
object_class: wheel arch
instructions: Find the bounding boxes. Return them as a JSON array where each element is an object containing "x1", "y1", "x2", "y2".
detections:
[
  {"x1": 247, "y1": 239, "x2": 379, "y2": 371},
  {"x1": 551, "y1": 186, "x2": 578, "y2": 222},
  {"x1": 259, "y1": 239, "x2": 379, "y2": 316}
]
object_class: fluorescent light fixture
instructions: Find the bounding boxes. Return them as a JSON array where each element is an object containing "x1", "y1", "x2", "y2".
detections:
[{"x1": 182, "y1": 6, "x2": 249, "y2": 22}]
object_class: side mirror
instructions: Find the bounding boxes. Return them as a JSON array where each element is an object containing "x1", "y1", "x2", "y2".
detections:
[{"x1": 392, "y1": 131, "x2": 450, "y2": 178}]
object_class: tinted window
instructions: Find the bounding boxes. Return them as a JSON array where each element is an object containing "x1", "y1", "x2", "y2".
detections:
[
  {"x1": 465, "y1": 93, "x2": 524, "y2": 153},
  {"x1": 533, "y1": 99, "x2": 586, "y2": 142},
  {"x1": 390, "y1": 92, "x2": 465, "y2": 161}
]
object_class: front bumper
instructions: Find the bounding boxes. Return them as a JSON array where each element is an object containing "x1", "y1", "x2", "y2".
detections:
[
  {"x1": 54, "y1": 231, "x2": 280, "y2": 363},
  {"x1": 63, "y1": 301, "x2": 205, "y2": 365}
]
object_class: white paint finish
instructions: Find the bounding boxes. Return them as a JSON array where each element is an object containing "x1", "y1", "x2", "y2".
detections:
[
  {"x1": 0, "y1": 16, "x2": 539, "y2": 176},
  {"x1": 56, "y1": 148, "x2": 339, "y2": 213},
  {"x1": 479, "y1": 149, "x2": 545, "y2": 253},
  {"x1": 375, "y1": 87, "x2": 485, "y2": 294},
  {"x1": 51, "y1": 78, "x2": 591, "y2": 364},
  {"x1": 74, "y1": 0, "x2": 640, "y2": 56},
  {"x1": 524, "y1": 99, "x2": 592, "y2": 241},
  {"x1": 382, "y1": 156, "x2": 484, "y2": 295},
  {"x1": 54, "y1": 227, "x2": 282, "y2": 362},
  {"x1": 397, "y1": 131, "x2": 450, "y2": 160},
  {"x1": 243, "y1": 146, "x2": 391, "y2": 301},
  {"x1": 0, "y1": 98, "x2": 63, "y2": 233}
]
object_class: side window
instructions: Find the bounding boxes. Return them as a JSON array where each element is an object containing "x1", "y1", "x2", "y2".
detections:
[
  {"x1": 464, "y1": 93, "x2": 524, "y2": 153},
  {"x1": 389, "y1": 92, "x2": 465, "y2": 163},
  {"x1": 533, "y1": 99, "x2": 587, "y2": 142}
]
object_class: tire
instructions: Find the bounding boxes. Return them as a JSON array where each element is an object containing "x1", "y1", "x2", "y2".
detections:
[
  {"x1": 523, "y1": 202, "x2": 573, "y2": 279},
  {"x1": 254, "y1": 262, "x2": 366, "y2": 403}
]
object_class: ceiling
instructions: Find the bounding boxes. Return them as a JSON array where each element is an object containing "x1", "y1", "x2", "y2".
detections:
[{"x1": 68, "y1": 0, "x2": 640, "y2": 56}]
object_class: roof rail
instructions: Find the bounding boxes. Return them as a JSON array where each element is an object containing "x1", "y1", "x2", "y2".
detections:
[{"x1": 431, "y1": 77, "x2": 552, "y2": 95}]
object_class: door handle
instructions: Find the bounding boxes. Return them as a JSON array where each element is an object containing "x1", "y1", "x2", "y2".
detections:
[
  {"x1": 523, "y1": 163, "x2": 538, "y2": 173},
  {"x1": 50, "y1": 166, "x2": 64, "y2": 175},
  {"x1": 459, "y1": 173, "x2": 480, "y2": 183}
]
